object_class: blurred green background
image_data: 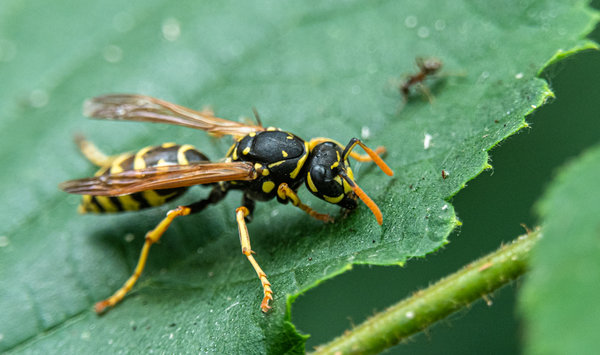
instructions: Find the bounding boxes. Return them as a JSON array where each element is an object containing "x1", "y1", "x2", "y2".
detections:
[{"x1": 293, "y1": 13, "x2": 600, "y2": 355}]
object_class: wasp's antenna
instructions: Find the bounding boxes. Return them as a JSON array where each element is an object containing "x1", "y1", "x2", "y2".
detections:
[
  {"x1": 342, "y1": 138, "x2": 393, "y2": 176},
  {"x1": 339, "y1": 171, "x2": 383, "y2": 225},
  {"x1": 251, "y1": 107, "x2": 263, "y2": 128}
]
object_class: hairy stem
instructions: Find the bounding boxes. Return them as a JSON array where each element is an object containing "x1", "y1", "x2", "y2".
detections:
[{"x1": 312, "y1": 228, "x2": 542, "y2": 355}]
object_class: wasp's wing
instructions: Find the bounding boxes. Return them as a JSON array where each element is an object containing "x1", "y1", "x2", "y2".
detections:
[
  {"x1": 84, "y1": 94, "x2": 264, "y2": 138},
  {"x1": 59, "y1": 161, "x2": 258, "y2": 196}
]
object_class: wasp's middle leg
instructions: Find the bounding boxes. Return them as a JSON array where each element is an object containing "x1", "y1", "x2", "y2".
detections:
[{"x1": 235, "y1": 198, "x2": 273, "y2": 313}]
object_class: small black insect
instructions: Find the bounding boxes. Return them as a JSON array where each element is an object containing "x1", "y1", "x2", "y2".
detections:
[{"x1": 60, "y1": 94, "x2": 393, "y2": 313}]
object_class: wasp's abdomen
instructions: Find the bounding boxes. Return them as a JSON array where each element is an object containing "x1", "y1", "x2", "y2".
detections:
[{"x1": 79, "y1": 143, "x2": 209, "y2": 213}]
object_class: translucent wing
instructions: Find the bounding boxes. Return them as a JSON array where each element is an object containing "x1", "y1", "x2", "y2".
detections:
[
  {"x1": 84, "y1": 94, "x2": 264, "y2": 138},
  {"x1": 59, "y1": 161, "x2": 258, "y2": 196}
]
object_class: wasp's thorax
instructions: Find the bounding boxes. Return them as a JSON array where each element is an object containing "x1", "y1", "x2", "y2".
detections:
[{"x1": 305, "y1": 141, "x2": 358, "y2": 210}]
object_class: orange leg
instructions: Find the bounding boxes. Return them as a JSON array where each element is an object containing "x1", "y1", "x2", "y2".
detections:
[
  {"x1": 236, "y1": 206, "x2": 273, "y2": 312},
  {"x1": 94, "y1": 205, "x2": 191, "y2": 313},
  {"x1": 277, "y1": 183, "x2": 334, "y2": 223},
  {"x1": 342, "y1": 138, "x2": 394, "y2": 177},
  {"x1": 349, "y1": 146, "x2": 386, "y2": 162}
]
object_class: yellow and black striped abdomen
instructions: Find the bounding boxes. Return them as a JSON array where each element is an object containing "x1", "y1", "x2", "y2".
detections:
[{"x1": 79, "y1": 143, "x2": 209, "y2": 213}]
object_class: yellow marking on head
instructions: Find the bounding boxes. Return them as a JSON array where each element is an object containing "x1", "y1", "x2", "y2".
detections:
[
  {"x1": 232, "y1": 147, "x2": 239, "y2": 160},
  {"x1": 177, "y1": 144, "x2": 195, "y2": 165},
  {"x1": 346, "y1": 166, "x2": 355, "y2": 179},
  {"x1": 161, "y1": 142, "x2": 177, "y2": 148},
  {"x1": 308, "y1": 137, "x2": 344, "y2": 152},
  {"x1": 323, "y1": 194, "x2": 344, "y2": 204},
  {"x1": 342, "y1": 167, "x2": 355, "y2": 194},
  {"x1": 95, "y1": 196, "x2": 120, "y2": 212},
  {"x1": 254, "y1": 163, "x2": 263, "y2": 170},
  {"x1": 342, "y1": 179, "x2": 353, "y2": 194},
  {"x1": 109, "y1": 153, "x2": 131, "y2": 174},
  {"x1": 268, "y1": 160, "x2": 285, "y2": 168},
  {"x1": 249, "y1": 132, "x2": 256, "y2": 137},
  {"x1": 331, "y1": 161, "x2": 339, "y2": 169},
  {"x1": 307, "y1": 172, "x2": 318, "y2": 192},
  {"x1": 243, "y1": 147, "x2": 251, "y2": 155},
  {"x1": 134, "y1": 146, "x2": 153, "y2": 169},
  {"x1": 334, "y1": 176, "x2": 342, "y2": 184},
  {"x1": 287, "y1": 135, "x2": 294, "y2": 140},
  {"x1": 262, "y1": 181, "x2": 276, "y2": 193},
  {"x1": 290, "y1": 141, "x2": 310, "y2": 179},
  {"x1": 282, "y1": 150, "x2": 288, "y2": 158},
  {"x1": 308, "y1": 138, "x2": 327, "y2": 151},
  {"x1": 262, "y1": 169, "x2": 270, "y2": 176}
]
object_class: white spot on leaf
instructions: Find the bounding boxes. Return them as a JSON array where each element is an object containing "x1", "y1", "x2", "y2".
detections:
[
  {"x1": 124, "y1": 233, "x2": 135, "y2": 242},
  {"x1": 103, "y1": 45, "x2": 123, "y2": 63},
  {"x1": 29, "y1": 89, "x2": 49, "y2": 108},
  {"x1": 424, "y1": 133, "x2": 433, "y2": 149},
  {"x1": 361, "y1": 126, "x2": 371, "y2": 140},
  {"x1": 434, "y1": 19, "x2": 446, "y2": 31},
  {"x1": 405, "y1": 16, "x2": 418, "y2": 28},
  {"x1": 162, "y1": 18, "x2": 181, "y2": 41},
  {"x1": 417, "y1": 27, "x2": 430, "y2": 38}
]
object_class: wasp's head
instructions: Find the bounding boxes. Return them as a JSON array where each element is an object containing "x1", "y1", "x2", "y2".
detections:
[
  {"x1": 305, "y1": 141, "x2": 357, "y2": 210},
  {"x1": 305, "y1": 138, "x2": 393, "y2": 225}
]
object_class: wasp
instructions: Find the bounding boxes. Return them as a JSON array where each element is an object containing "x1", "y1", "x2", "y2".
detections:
[
  {"x1": 400, "y1": 57, "x2": 443, "y2": 102},
  {"x1": 60, "y1": 94, "x2": 393, "y2": 313}
]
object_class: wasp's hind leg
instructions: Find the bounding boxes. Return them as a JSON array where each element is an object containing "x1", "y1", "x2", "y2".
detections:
[
  {"x1": 94, "y1": 205, "x2": 191, "y2": 313},
  {"x1": 74, "y1": 134, "x2": 121, "y2": 168},
  {"x1": 94, "y1": 187, "x2": 228, "y2": 314},
  {"x1": 235, "y1": 201, "x2": 273, "y2": 313}
]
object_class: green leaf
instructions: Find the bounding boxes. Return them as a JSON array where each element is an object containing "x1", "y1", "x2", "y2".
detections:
[
  {"x1": 520, "y1": 143, "x2": 600, "y2": 355},
  {"x1": 0, "y1": 0, "x2": 597, "y2": 353}
]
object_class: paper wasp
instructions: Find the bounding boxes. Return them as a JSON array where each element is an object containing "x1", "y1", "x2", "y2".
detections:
[{"x1": 60, "y1": 94, "x2": 393, "y2": 313}]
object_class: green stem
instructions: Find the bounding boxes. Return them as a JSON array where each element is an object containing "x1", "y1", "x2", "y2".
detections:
[{"x1": 312, "y1": 228, "x2": 542, "y2": 355}]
